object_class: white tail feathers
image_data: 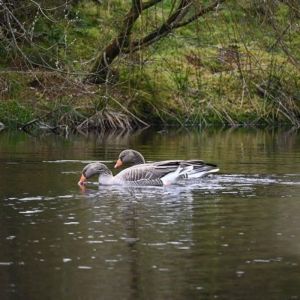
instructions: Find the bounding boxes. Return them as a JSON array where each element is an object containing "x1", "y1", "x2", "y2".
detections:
[
  {"x1": 161, "y1": 163, "x2": 219, "y2": 185},
  {"x1": 161, "y1": 164, "x2": 194, "y2": 186},
  {"x1": 186, "y1": 167, "x2": 220, "y2": 179}
]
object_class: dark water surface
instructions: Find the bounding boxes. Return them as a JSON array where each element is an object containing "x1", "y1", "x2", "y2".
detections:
[{"x1": 0, "y1": 128, "x2": 300, "y2": 300}]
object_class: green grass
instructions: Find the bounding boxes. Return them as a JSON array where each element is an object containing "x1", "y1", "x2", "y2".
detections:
[
  {"x1": 0, "y1": 101, "x2": 34, "y2": 128},
  {"x1": 0, "y1": 0, "x2": 299, "y2": 128}
]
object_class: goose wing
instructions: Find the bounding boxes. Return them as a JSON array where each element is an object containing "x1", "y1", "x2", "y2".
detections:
[
  {"x1": 150, "y1": 159, "x2": 204, "y2": 167},
  {"x1": 150, "y1": 160, "x2": 219, "y2": 180},
  {"x1": 178, "y1": 161, "x2": 219, "y2": 179},
  {"x1": 115, "y1": 162, "x2": 178, "y2": 185}
]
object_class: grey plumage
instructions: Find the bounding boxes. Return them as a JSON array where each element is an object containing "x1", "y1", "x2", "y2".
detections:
[
  {"x1": 79, "y1": 150, "x2": 219, "y2": 187},
  {"x1": 115, "y1": 150, "x2": 219, "y2": 181},
  {"x1": 79, "y1": 161, "x2": 210, "y2": 187}
]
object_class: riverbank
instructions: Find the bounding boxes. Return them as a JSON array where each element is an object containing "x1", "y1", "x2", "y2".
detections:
[
  {"x1": 0, "y1": 61, "x2": 299, "y2": 132},
  {"x1": 0, "y1": 1, "x2": 299, "y2": 130}
]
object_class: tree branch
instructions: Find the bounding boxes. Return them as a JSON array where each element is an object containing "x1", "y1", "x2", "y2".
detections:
[
  {"x1": 174, "y1": 0, "x2": 225, "y2": 28},
  {"x1": 86, "y1": 0, "x2": 227, "y2": 83},
  {"x1": 125, "y1": 0, "x2": 225, "y2": 53},
  {"x1": 124, "y1": 0, "x2": 190, "y2": 53},
  {"x1": 142, "y1": 0, "x2": 163, "y2": 10}
]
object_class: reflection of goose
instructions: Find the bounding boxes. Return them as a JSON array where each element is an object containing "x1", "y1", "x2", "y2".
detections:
[
  {"x1": 78, "y1": 159, "x2": 219, "y2": 187},
  {"x1": 114, "y1": 149, "x2": 219, "y2": 180}
]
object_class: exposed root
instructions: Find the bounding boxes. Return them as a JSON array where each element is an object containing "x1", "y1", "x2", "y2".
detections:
[
  {"x1": 20, "y1": 105, "x2": 147, "y2": 136},
  {"x1": 76, "y1": 109, "x2": 138, "y2": 132}
]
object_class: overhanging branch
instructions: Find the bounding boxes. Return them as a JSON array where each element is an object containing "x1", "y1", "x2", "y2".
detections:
[
  {"x1": 142, "y1": 0, "x2": 163, "y2": 10},
  {"x1": 175, "y1": 0, "x2": 225, "y2": 28},
  {"x1": 86, "y1": 0, "x2": 227, "y2": 83},
  {"x1": 125, "y1": 0, "x2": 225, "y2": 53}
]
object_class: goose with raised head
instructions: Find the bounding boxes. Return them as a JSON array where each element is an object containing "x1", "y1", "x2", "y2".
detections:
[
  {"x1": 115, "y1": 149, "x2": 146, "y2": 167},
  {"x1": 114, "y1": 149, "x2": 219, "y2": 180},
  {"x1": 78, "y1": 160, "x2": 218, "y2": 187}
]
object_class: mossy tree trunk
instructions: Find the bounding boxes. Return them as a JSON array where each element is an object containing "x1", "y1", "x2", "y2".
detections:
[{"x1": 85, "y1": 0, "x2": 226, "y2": 84}]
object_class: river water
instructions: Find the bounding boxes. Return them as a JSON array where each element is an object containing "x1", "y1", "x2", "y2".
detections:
[{"x1": 0, "y1": 127, "x2": 299, "y2": 300}]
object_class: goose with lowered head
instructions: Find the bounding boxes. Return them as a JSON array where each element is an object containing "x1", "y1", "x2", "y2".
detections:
[{"x1": 78, "y1": 159, "x2": 218, "y2": 187}]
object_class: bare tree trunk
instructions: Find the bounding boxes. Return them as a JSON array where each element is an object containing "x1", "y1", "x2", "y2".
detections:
[
  {"x1": 85, "y1": 0, "x2": 225, "y2": 84},
  {"x1": 85, "y1": 0, "x2": 144, "y2": 83},
  {"x1": 84, "y1": 39, "x2": 124, "y2": 84}
]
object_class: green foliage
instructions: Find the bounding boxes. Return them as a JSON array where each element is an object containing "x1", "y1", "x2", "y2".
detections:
[
  {"x1": 0, "y1": 0, "x2": 299, "y2": 128},
  {"x1": 0, "y1": 101, "x2": 34, "y2": 128}
]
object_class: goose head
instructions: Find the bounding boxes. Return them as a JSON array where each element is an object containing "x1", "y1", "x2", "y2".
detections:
[
  {"x1": 78, "y1": 162, "x2": 112, "y2": 186},
  {"x1": 114, "y1": 149, "x2": 145, "y2": 168}
]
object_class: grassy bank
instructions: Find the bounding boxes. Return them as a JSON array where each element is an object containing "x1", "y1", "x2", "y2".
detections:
[{"x1": 0, "y1": 1, "x2": 299, "y2": 131}]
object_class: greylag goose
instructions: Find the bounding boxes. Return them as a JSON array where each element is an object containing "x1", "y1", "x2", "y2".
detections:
[
  {"x1": 114, "y1": 149, "x2": 219, "y2": 180},
  {"x1": 78, "y1": 160, "x2": 218, "y2": 187}
]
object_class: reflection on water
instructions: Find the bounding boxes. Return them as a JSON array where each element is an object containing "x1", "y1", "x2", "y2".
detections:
[{"x1": 0, "y1": 127, "x2": 300, "y2": 300}]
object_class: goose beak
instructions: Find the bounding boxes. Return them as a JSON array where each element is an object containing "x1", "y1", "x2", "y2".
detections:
[
  {"x1": 78, "y1": 174, "x2": 87, "y2": 186},
  {"x1": 114, "y1": 159, "x2": 123, "y2": 168}
]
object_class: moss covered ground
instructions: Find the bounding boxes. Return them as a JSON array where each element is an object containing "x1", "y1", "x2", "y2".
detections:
[{"x1": 0, "y1": 1, "x2": 299, "y2": 130}]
